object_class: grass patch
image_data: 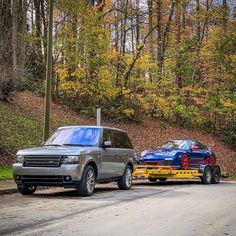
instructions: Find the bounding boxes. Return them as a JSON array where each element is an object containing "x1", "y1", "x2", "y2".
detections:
[
  {"x1": 0, "y1": 101, "x2": 43, "y2": 153},
  {"x1": 0, "y1": 166, "x2": 13, "y2": 180}
]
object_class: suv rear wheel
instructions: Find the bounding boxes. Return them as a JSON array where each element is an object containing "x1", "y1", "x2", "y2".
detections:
[
  {"x1": 17, "y1": 185, "x2": 37, "y2": 195},
  {"x1": 78, "y1": 165, "x2": 96, "y2": 196},
  {"x1": 118, "y1": 165, "x2": 132, "y2": 190}
]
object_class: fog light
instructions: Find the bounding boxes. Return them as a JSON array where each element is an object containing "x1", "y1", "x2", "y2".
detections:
[
  {"x1": 64, "y1": 176, "x2": 71, "y2": 181},
  {"x1": 15, "y1": 176, "x2": 20, "y2": 180}
]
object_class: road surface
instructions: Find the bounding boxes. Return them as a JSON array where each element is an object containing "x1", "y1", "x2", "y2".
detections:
[{"x1": 0, "y1": 180, "x2": 236, "y2": 236}]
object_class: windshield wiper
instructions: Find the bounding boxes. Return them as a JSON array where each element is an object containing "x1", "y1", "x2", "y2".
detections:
[{"x1": 63, "y1": 144, "x2": 86, "y2": 147}]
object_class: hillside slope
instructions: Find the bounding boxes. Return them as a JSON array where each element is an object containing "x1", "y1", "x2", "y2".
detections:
[{"x1": 0, "y1": 91, "x2": 235, "y2": 175}]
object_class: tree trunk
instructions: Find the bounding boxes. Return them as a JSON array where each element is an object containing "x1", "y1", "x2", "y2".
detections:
[{"x1": 0, "y1": 0, "x2": 14, "y2": 101}]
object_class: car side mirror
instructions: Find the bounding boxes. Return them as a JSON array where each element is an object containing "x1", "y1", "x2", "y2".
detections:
[{"x1": 102, "y1": 140, "x2": 112, "y2": 149}]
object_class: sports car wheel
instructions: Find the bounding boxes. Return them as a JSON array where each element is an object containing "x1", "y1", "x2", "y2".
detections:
[
  {"x1": 148, "y1": 177, "x2": 157, "y2": 182},
  {"x1": 211, "y1": 167, "x2": 221, "y2": 184},
  {"x1": 201, "y1": 166, "x2": 212, "y2": 184},
  {"x1": 181, "y1": 154, "x2": 190, "y2": 169}
]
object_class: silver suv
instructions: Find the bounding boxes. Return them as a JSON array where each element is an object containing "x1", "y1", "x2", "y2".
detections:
[{"x1": 13, "y1": 126, "x2": 137, "y2": 196}]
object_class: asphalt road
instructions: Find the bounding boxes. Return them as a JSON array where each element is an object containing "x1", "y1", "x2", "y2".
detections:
[{"x1": 0, "y1": 180, "x2": 236, "y2": 236}]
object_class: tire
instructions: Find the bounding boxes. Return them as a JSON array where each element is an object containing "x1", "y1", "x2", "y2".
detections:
[
  {"x1": 148, "y1": 177, "x2": 157, "y2": 182},
  {"x1": 158, "y1": 178, "x2": 167, "y2": 182},
  {"x1": 117, "y1": 165, "x2": 132, "y2": 190},
  {"x1": 201, "y1": 166, "x2": 212, "y2": 184},
  {"x1": 77, "y1": 165, "x2": 96, "y2": 196},
  {"x1": 211, "y1": 167, "x2": 221, "y2": 184},
  {"x1": 17, "y1": 185, "x2": 37, "y2": 195},
  {"x1": 180, "y1": 154, "x2": 190, "y2": 169}
]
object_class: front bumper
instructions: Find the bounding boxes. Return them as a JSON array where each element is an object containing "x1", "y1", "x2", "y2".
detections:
[{"x1": 13, "y1": 163, "x2": 83, "y2": 188}]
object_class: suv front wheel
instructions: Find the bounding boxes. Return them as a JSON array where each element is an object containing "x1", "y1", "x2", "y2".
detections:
[
  {"x1": 77, "y1": 165, "x2": 96, "y2": 196},
  {"x1": 17, "y1": 185, "x2": 37, "y2": 195},
  {"x1": 117, "y1": 165, "x2": 132, "y2": 190}
]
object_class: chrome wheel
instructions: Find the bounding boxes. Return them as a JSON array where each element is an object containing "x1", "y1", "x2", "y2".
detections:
[
  {"x1": 86, "y1": 169, "x2": 95, "y2": 194},
  {"x1": 206, "y1": 169, "x2": 212, "y2": 183},
  {"x1": 201, "y1": 166, "x2": 212, "y2": 184},
  {"x1": 117, "y1": 165, "x2": 133, "y2": 190},
  {"x1": 125, "y1": 167, "x2": 132, "y2": 188}
]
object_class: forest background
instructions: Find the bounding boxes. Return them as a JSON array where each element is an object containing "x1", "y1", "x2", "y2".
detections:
[{"x1": 0, "y1": 0, "x2": 236, "y2": 148}]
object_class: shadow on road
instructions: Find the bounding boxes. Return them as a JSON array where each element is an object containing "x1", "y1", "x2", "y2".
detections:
[{"x1": 24, "y1": 178, "x2": 228, "y2": 199}]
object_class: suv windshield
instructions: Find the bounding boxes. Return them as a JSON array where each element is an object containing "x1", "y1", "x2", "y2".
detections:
[
  {"x1": 45, "y1": 127, "x2": 100, "y2": 147},
  {"x1": 161, "y1": 140, "x2": 190, "y2": 150}
]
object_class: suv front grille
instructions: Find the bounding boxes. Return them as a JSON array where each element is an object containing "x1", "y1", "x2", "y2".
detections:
[{"x1": 25, "y1": 156, "x2": 61, "y2": 167}]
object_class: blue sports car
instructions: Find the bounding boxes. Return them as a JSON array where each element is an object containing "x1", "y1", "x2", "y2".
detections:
[{"x1": 139, "y1": 139, "x2": 216, "y2": 169}]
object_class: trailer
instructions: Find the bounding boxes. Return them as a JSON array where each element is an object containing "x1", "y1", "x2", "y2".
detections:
[{"x1": 133, "y1": 164, "x2": 221, "y2": 184}]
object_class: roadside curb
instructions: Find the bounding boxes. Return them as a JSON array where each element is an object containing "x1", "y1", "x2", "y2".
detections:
[{"x1": 0, "y1": 188, "x2": 18, "y2": 194}]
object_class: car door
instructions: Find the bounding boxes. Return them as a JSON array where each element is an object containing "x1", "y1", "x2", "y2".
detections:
[
  {"x1": 111, "y1": 130, "x2": 127, "y2": 177},
  {"x1": 188, "y1": 141, "x2": 207, "y2": 165},
  {"x1": 97, "y1": 128, "x2": 118, "y2": 180}
]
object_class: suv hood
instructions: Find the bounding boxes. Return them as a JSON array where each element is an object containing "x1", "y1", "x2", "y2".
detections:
[{"x1": 16, "y1": 146, "x2": 102, "y2": 156}]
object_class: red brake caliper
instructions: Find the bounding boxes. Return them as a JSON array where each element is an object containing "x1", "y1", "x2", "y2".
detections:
[{"x1": 181, "y1": 155, "x2": 190, "y2": 169}]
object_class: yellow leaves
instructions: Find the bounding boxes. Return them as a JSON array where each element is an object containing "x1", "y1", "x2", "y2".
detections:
[
  {"x1": 56, "y1": 66, "x2": 69, "y2": 80},
  {"x1": 123, "y1": 108, "x2": 135, "y2": 118},
  {"x1": 220, "y1": 98, "x2": 236, "y2": 110},
  {"x1": 60, "y1": 81, "x2": 81, "y2": 93}
]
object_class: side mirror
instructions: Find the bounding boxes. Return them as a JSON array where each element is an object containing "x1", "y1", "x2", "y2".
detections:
[
  {"x1": 191, "y1": 145, "x2": 200, "y2": 150},
  {"x1": 102, "y1": 140, "x2": 112, "y2": 149}
]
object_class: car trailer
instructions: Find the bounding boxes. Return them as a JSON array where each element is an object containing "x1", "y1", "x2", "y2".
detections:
[{"x1": 133, "y1": 164, "x2": 221, "y2": 184}]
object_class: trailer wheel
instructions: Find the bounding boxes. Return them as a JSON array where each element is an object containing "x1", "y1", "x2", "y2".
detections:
[
  {"x1": 158, "y1": 178, "x2": 167, "y2": 182},
  {"x1": 148, "y1": 177, "x2": 157, "y2": 182},
  {"x1": 201, "y1": 166, "x2": 212, "y2": 184},
  {"x1": 211, "y1": 167, "x2": 221, "y2": 184}
]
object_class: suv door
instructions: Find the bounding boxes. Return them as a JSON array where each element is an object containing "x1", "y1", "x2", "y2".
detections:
[
  {"x1": 98, "y1": 128, "x2": 118, "y2": 180},
  {"x1": 112, "y1": 130, "x2": 127, "y2": 176}
]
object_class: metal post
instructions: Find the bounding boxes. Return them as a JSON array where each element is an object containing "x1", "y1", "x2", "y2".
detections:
[
  {"x1": 96, "y1": 108, "x2": 101, "y2": 126},
  {"x1": 43, "y1": 0, "x2": 53, "y2": 141}
]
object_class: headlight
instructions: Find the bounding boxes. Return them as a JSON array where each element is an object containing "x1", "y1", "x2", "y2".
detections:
[
  {"x1": 61, "y1": 156, "x2": 81, "y2": 164},
  {"x1": 16, "y1": 155, "x2": 25, "y2": 163}
]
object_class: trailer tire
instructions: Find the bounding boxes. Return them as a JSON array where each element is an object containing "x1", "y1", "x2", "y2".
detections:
[
  {"x1": 211, "y1": 167, "x2": 221, "y2": 184},
  {"x1": 148, "y1": 177, "x2": 157, "y2": 182},
  {"x1": 201, "y1": 166, "x2": 212, "y2": 184},
  {"x1": 158, "y1": 178, "x2": 167, "y2": 182}
]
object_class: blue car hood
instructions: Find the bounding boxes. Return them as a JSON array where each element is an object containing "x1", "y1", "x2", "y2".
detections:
[
  {"x1": 16, "y1": 146, "x2": 102, "y2": 156},
  {"x1": 140, "y1": 148, "x2": 182, "y2": 161}
]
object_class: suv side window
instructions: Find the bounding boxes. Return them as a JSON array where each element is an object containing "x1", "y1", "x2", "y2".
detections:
[
  {"x1": 121, "y1": 132, "x2": 133, "y2": 149},
  {"x1": 112, "y1": 130, "x2": 123, "y2": 148},
  {"x1": 103, "y1": 129, "x2": 113, "y2": 147}
]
